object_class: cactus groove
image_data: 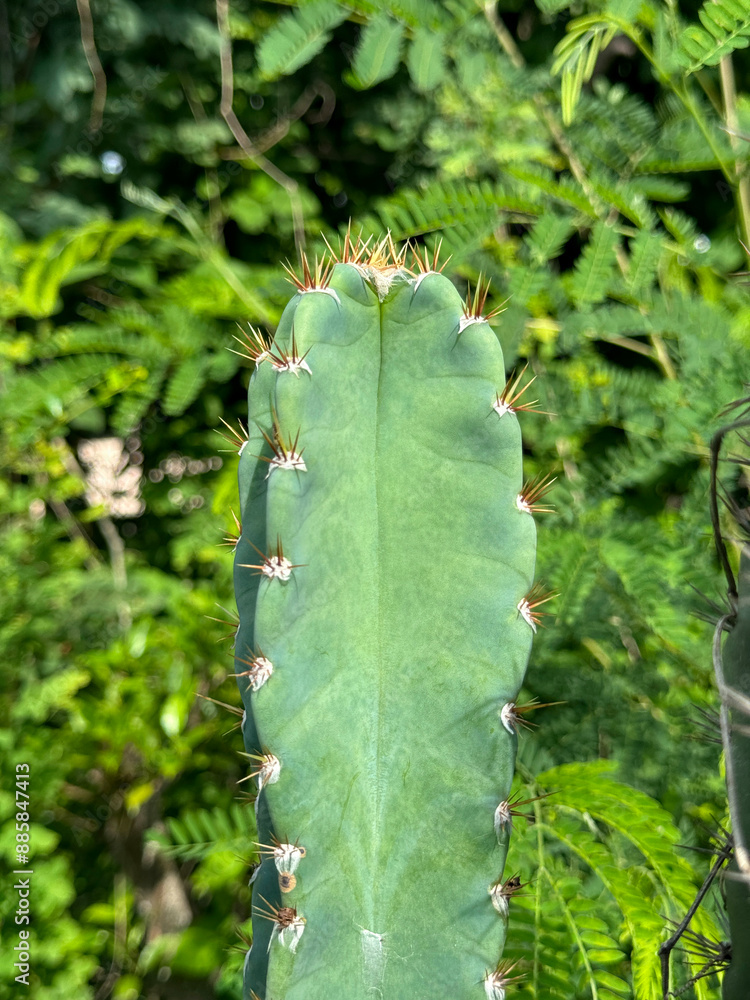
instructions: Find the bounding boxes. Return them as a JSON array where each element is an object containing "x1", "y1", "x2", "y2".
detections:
[{"x1": 232, "y1": 238, "x2": 546, "y2": 1000}]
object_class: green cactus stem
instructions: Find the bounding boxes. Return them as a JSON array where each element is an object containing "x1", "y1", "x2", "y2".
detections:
[
  {"x1": 722, "y1": 543, "x2": 750, "y2": 999},
  {"x1": 232, "y1": 237, "x2": 549, "y2": 1000}
]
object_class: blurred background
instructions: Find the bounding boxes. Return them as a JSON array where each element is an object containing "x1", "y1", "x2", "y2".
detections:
[{"x1": 1, "y1": 0, "x2": 749, "y2": 997}]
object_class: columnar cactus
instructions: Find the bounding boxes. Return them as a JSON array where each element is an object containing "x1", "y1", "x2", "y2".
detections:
[
  {"x1": 232, "y1": 236, "x2": 550, "y2": 1000},
  {"x1": 722, "y1": 543, "x2": 750, "y2": 999}
]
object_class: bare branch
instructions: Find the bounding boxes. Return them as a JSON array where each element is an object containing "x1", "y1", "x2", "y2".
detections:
[
  {"x1": 658, "y1": 836, "x2": 732, "y2": 999},
  {"x1": 215, "y1": 0, "x2": 306, "y2": 257},
  {"x1": 75, "y1": 0, "x2": 107, "y2": 132},
  {"x1": 222, "y1": 82, "x2": 335, "y2": 159}
]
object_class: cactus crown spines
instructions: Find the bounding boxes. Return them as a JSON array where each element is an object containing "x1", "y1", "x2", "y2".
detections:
[
  {"x1": 409, "y1": 237, "x2": 450, "y2": 278},
  {"x1": 282, "y1": 254, "x2": 334, "y2": 292}
]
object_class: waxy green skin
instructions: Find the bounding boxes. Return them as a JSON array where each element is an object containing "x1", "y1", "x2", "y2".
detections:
[
  {"x1": 233, "y1": 263, "x2": 537, "y2": 1000},
  {"x1": 722, "y1": 545, "x2": 750, "y2": 1000}
]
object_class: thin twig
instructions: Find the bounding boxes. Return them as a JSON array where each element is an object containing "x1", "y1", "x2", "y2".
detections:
[
  {"x1": 215, "y1": 0, "x2": 305, "y2": 257},
  {"x1": 219, "y1": 83, "x2": 336, "y2": 158},
  {"x1": 483, "y1": 1, "x2": 524, "y2": 69},
  {"x1": 75, "y1": 0, "x2": 107, "y2": 132},
  {"x1": 658, "y1": 843, "x2": 732, "y2": 999}
]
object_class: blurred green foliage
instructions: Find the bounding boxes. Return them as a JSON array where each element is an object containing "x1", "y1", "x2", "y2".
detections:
[{"x1": 1, "y1": 0, "x2": 749, "y2": 997}]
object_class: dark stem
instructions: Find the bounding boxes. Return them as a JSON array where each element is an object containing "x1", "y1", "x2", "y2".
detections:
[
  {"x1": 709, "y1": 417, "x2": 750, "y2": 604},
  {"x1": 658, "y1": 846, "x2": 731, "y2": 999}
]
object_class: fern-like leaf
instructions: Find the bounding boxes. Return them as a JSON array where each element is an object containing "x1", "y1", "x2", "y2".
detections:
[
  {"x1": 257, "y1": 1, "x2": 347, "y2": 80},
  {"x1": 162, "y1": 356, "x2": 209, "y2": 417},
  {"x1": 348, "y1": 14, "x2": 405, "y2": 89},
  {"x1": 564, "y1": 221, "x2": 619, "y2": 306},
  {"x1": 625, "y1": 229, "x2": 664, "y2": 297},
  {"x1": 406, "y1": 27, "x2": 446, "y2": 92},
  {"x1": 679, "y1": 0, "x2": 750, "y2": 72},
  {"x1": 551, "y1": 16, "x2": 618, "y2": 125},
  {"x1": 157, "y1": 802, "x2": 256, "y2": 861}
]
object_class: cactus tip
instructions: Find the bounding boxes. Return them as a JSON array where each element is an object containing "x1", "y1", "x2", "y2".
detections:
[
  {"x1": 323, "y1": 222, "x2": 372, "y2": 265},
  {"x1": 282, "y1": 252, "x2": 336, "y2": 299},
  {"x1": 409, "y1": 238, "x2": 451, "y2": 289},
  {"x1": 365, "y1": 231, "x2": 409, "y2": 271}
]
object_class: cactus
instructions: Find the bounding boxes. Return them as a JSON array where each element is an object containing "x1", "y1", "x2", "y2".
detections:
[
  {"x1": 231, "y1": 236, "x2": 549, "y2": 1000},
  {"x1": 721, "y1": 543, "x2": 750, "y2": 999}
]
